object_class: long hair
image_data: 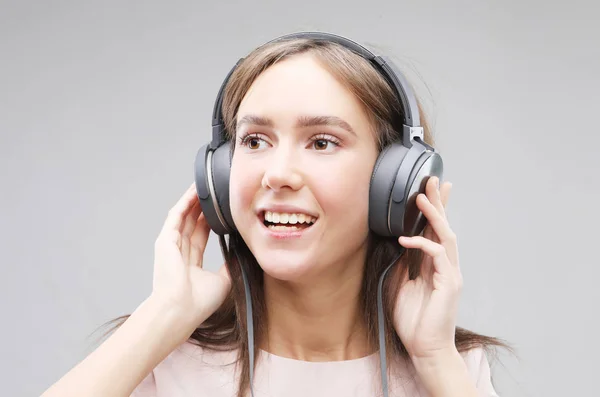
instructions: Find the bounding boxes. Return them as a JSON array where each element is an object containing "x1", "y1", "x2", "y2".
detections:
[{"x1": 102, "y1": 37, "x2": 511, "y2": 397}]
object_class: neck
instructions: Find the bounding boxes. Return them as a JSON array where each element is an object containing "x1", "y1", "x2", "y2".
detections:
[{"x1": 261, "y1": 250, "x2": 373, "y2": 362}]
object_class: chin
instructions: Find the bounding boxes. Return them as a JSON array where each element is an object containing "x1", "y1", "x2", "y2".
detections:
[{"x1": 252, "y1": 248, "x2": 319, "y2": 282}]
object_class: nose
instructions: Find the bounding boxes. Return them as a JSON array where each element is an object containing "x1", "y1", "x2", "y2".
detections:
[{"x1": 261, "y1": 146, "x2": 303, "y2": 192}]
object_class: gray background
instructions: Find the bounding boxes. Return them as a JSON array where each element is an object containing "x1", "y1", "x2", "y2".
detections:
[{"x1": 1, "y1": 0, "x2": 597, "y2": 396}]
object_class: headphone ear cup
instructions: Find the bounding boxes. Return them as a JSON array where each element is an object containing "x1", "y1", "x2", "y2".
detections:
[
  {"x1": 194, "y1": 142, "x2": 235, "y2": 235},
  {"x1": 369, "y1": 140, "x2": 444, "y2": 237},
  {"x1": 396, "y1": 146, "x2": 443, "y2": 237},
  {"x1": 369, "y1": 143, "x2": 410, "y2": 237},
  {"x1": 211, "y1": 141, "x2": 236, "y2": 232}
]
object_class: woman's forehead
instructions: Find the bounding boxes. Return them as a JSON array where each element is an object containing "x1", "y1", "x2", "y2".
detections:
[{"x1": 236, "y1": 54, "x2": 372, "y2": 136}]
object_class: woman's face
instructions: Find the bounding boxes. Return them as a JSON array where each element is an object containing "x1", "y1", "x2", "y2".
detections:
[{"x1": 229, "y1": 53, "x2": 379, "y2": 282}]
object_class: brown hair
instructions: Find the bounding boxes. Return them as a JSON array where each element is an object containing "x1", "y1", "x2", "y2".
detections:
[{"x1": 103, "y1": 37, "x2": 511, "y2": 396}]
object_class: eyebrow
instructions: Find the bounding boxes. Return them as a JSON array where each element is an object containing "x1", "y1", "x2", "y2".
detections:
[{"x1": 236, "y1": 114, "x2": 356, "y2": 136}]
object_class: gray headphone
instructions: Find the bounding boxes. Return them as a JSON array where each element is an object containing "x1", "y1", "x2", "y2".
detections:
[{"x1": 194, "y1": 31, "x2": 443, "y2": 239}]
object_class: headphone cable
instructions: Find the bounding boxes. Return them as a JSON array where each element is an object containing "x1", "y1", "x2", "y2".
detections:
[
  {"x1": 377, "y1": 247, "x2": 405, "y2": 397},
  {"x1": 226, "y1": 233, "x2": 405, "y2": 397}
]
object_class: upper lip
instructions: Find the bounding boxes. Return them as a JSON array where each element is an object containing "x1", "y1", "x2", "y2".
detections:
[{"x1": 256, "y1": 204, "x2": 319, "y2": 219}]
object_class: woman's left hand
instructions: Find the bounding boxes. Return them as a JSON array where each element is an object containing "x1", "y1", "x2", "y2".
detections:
[{"x1": 393, "y1": 176, "x2": 462, "y2": 361}]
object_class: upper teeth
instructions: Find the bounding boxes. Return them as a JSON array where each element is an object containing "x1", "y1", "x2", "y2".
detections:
[{"x1": 265, "y1": 211, "x2": 317, "y2": 224}]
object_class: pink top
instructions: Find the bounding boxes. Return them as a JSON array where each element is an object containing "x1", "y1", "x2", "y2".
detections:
[{"x1": 131, "y1": 341, "x2": 499, "y2": 396}]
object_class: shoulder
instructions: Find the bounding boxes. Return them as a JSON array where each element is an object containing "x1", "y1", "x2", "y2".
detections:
[
  {"x1": 459, "y1": 347, "x2": 500, "y2": 396},
  {"x1": 131, "y1": 340, "x2": 240, "y2": 397},
  {"x1": 157, "y1": 339, "x2": 239, "y2": 368}
]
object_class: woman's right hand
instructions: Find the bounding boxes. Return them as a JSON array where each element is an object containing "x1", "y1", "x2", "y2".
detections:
[
  {"x1": 40, "y1": 183, "x2": 232, "y2": 397},
  {"x1": 150, "y1": 182, "x2": 232, "y2": 330}
]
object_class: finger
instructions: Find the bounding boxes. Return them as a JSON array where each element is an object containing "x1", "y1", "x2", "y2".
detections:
[
  {"x1": 426, "y1": 176, "x2": 448, "y2": 221},
  {"x1": 427, "y1": 177, "x2": 450, "y2": 223},
  {"x1": 440, "y1": 182, "x2": 452, "y2": 209},
  {"x1": 182, "y1": 199, "x2": 202, "y2": 238},
  {"x1": 416, "y1": 193, "x2": 453, "y2": 242},
  {"x1": 181, "y1": 200, "x2": 203, "y2": 262},
  {"x1": 437, "y1": 182, "x2": 458, "y2": 266},
  {"x1": 417, "y1": 193, "x2": 460, "y2": 266},
  {"x1": 160, "y1": 183, "x2": 198, "y2": 238},
  {"x1": 398, "y1": 236, "x2": 454, "y2": 277},
  {"x1": 189, "y1": 213, "x2": 211, "y2": 268}
]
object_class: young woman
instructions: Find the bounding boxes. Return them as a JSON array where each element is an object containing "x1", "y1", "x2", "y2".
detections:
[{"x1": 42, "y1": 32, "x2": 508, "y2": 397}]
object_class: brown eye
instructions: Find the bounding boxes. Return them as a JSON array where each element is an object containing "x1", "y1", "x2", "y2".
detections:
[
  {"x1": 248, "y1": 137, "x2": 260, "y2": 149},
  {"x1": 314, "y1": 139, "x2": 329, "y2": 150},
  {"x1": 309, "y1": 134, "x2": 340, "y2": 152},
  {"x1": 240, "y1": 134, "x2": 267, "y2": 150}
]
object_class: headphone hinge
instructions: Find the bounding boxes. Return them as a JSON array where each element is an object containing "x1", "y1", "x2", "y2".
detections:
[{"x1": 403, "y1": 125, "x2": 423, "y2": 147}]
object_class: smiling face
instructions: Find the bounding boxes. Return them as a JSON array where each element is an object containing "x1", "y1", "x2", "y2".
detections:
[{"x1": 229, "y1": 52, "x2": 380, "y2": 282}]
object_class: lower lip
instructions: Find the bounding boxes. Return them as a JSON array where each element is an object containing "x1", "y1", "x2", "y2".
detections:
[{"x1": 259, "y1": 220, "x2": 316, "y2": 240}]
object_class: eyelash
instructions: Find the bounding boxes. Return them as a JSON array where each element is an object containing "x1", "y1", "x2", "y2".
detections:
[
  {"x1": 237, "y1": 133, "x2": 341, "y2": 149},
  {"x1": 237, "y1": 133, "x2": 262, "y2": 147},
  {"x1": 310, "y1": 133, "x2": 341, "y2": 148}
]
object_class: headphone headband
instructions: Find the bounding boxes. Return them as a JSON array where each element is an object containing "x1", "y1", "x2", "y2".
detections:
[
  {"x1": 196, "y1": 36, "x2": 443, "y2": 397},
  {"x1": 210, "y1": 31, "x2": 423, "y2": 149}
]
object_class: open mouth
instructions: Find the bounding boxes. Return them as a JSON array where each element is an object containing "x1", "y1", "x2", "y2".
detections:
[{"x1": 260, "y1": 211, "x2": 317, "y2": 231}]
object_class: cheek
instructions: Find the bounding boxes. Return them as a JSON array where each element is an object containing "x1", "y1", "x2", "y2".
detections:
[
  {"x1": 229, "y1": 157, "x2": 259, "y2": 225},
  {"x1": 313, "y1": 159, "x2": 373, "y2": 225}
]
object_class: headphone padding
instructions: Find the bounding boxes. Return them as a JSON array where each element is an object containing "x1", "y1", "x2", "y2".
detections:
[
  {"x1": 194, "y1": 144, "x2": 224, "y2": 235},
  {"x1": 194, "y1": 143, "x2": 235, "y2": 235},
  {"x1": 369, "y1": 143, "x2": 410, "y2": 237},
  {"x1": 211, "y1": 141, "x2": 235, "y2": 233}
]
